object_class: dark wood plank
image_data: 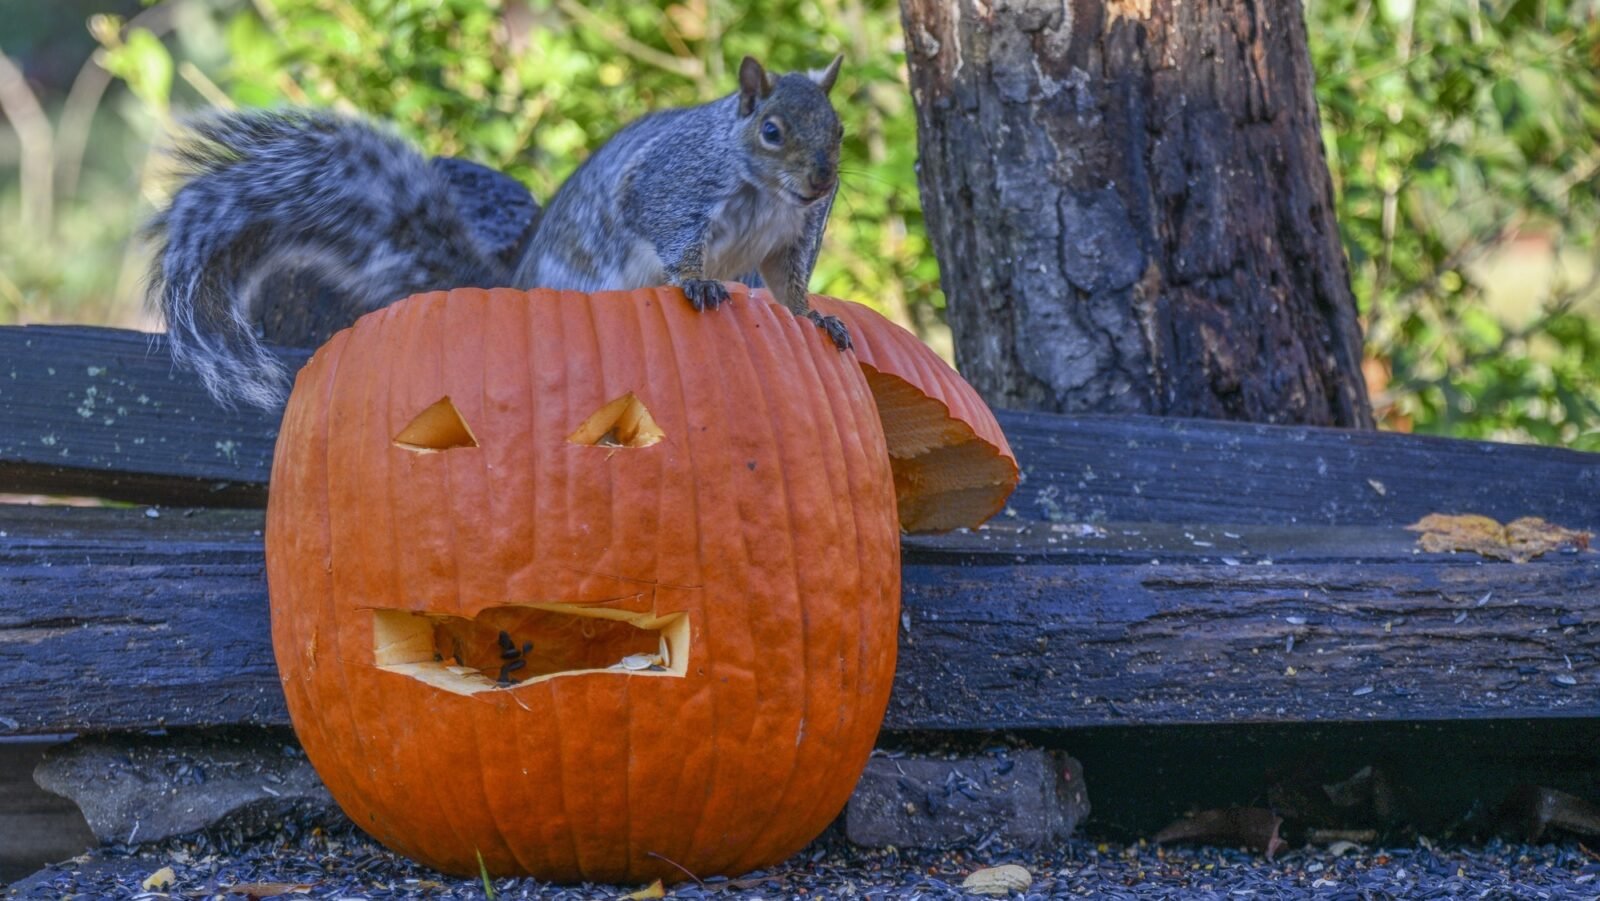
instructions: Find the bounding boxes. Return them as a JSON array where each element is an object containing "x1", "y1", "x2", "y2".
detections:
[
  {"x1": 3, "y1": 327, "x2": 1599, "y2": 525},
  {"x1": 0, "y1": 326, "x2": 304, "y2": 506},
  {"x1": 997, "y1": 410, "x2": 1600, "y2": 528},
  {"x1": 3, "y1": 505, "x2": 1593, "y2": 735},
  {"x1": 0, "y1": 506, "x2": 280, "y2": 734},
  {"x1": 892, "y1": 555, "x2": 1599, "y2": 730}
]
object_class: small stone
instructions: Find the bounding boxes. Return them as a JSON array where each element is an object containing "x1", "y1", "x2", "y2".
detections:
[
  {"x1": 33, "y1": 733, "x2": 339, "y2": 846},
  {"x1": 962, "y1": 864, "x2": 1033, "y2": 895},
  {"x1": 845, "y1": 750, "x2": 1087, "y2": 849}
]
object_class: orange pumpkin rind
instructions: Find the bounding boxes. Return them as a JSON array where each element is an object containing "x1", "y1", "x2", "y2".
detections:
[
  {"x1": 268, "y1": 286, "x2": 901, "y2": 882},
  {"x1": 805, "y1": 295, "x2": 1018, "y2": 533}
]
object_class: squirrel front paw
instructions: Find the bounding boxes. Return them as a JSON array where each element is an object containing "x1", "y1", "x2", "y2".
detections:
[
  {"x1": 805, "y1": 311, "x2": 853, "y2": 350},
  {"x1": 681, "y1": 279, "x2": 731, "y2": 311}
]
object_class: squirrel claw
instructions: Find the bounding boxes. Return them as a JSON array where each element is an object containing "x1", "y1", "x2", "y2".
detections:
[
  {"x1": 805, "y1": 311, "x2": 853, "y2": 350},
  {"x1": 682, "y1": 279, "x2": 730, "y2": 312}
]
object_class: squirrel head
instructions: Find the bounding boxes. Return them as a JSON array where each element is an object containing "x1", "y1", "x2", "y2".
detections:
[{"x1": 736, "y1": 55, "x2": 844, "y2": 207}]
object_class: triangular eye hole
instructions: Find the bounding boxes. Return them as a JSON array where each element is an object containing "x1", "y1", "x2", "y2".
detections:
[
  {"x1": 567, "y1": 392, "x2": 664, "y2": 449},
  {"x1": 394, "y1": 396, "x2": 478, "y2": 453}
]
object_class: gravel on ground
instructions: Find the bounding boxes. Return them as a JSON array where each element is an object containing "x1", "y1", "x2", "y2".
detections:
[{"x1": 8, "y1": 822, "x2": 1600, "y2": 900}]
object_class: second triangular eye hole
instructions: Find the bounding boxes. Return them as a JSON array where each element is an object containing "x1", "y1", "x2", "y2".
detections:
[
  {"x1": 567, "y1": 392, "x2": 664, "y2": 449},
  {"x1": 394, "y1": 396, "x2": 478, "y2": 453}
]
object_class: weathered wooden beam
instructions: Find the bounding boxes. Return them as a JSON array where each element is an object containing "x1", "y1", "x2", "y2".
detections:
[
  {"x1": 0, "y1": 327, "x2": 304, "y2": 506},
  {"x1": 3, "y1": 505, "x2": 1593, "y2": 736},
  {"x1": 998, "y1": 410, "x2": 1600, "y2": 528},
  {"x1": 5, "y1": 326, "x2": 1599, "y2": 526}
]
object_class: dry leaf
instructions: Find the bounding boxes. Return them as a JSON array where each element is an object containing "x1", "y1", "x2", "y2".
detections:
[
  {"x1": 623, "y1": 879, "x2": 665, "y2": 900},
  {"x1": 1155, "y1": 807, "x2": 1288, "y2": 860},
  {"x1": 1326, "y1": 840, "x2": 1362, "y2": 857},
  {"x1": 1407, "y1": 513, "x2": 1592, "y2": 563},
  {"x1": 226, "y1": 884, "x2": 315, "y2": 899},
  {"x1": 142, "y1": 866, "x2": 176, "y2": 891},
  {"x1": 1496, "y1": 784, "x2": 1600, "y2": 842},
  {"x1": 961, "y1": 864, "x2": 1033, "y2": 895}
]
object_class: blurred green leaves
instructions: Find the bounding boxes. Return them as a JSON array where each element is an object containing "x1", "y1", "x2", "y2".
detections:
[
  {"x1": 1310, "y1": 0, "x2": 1600, "y2": 449},
  {"x1": 94, "y1": 22, "x2": 174, "y2": 114},
  {"x1": 185, "y1": 0, "x2": 1600, "y2": 446},
  {"x1": 197, "y1": 0, "x2": 935, "y2": 332},
  {"x1": 6, "y1": 0, "x2": 1596, "y2": 448}
]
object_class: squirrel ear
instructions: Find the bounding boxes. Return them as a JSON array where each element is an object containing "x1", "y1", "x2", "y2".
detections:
[
  {"x1": 811, "y1": 54, "x2": 844, "y2": 95},
  {"x1": 738, "y1": 56, "x2": 773, "y2": 116}
]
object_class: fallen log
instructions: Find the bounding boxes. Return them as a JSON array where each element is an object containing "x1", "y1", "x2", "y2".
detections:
[{"x1": 1, "y1": 505, "x2": 1593, "y2": 735}]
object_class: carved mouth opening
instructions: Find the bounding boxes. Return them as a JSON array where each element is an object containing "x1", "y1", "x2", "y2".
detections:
[{"x1": 372, "y1": 604, "x2": 688, "y2": 695}]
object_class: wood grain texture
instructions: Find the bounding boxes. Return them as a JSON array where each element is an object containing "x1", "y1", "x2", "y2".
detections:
[
  {"x1": 0, "y1": 326, "x2": 305, "y2": 506},
  {"x1": 3, "y1": 327, "x2": 1596, "y2": 527},
  {"x1": 996, "y1": 410, "x2": 1600, "y2": 528},
  {"x1": 899, "y1": 0, "x2": 1371, "y2": 426},
  {"x1": 2, "y1": 506, "x2": 1593, "y2": 735}
]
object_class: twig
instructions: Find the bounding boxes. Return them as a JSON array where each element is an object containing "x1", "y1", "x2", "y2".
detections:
[
  {"x1": 644, "y1": 850, "x2": 706, "y2": 887},
  {"x1": 550, "y1": 0, "x2": 704, "y2": 81},
  {"x1": 0, "y1": 49, "x2": 54, "y2": 237},
  {"x1": 55, "y1": 0, "x2": 183, "y2": 203}
]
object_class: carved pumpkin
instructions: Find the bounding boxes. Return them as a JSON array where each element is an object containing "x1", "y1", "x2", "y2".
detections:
[
  {"x1": 266, "y1": 285, "x2": 1014, "y2": 883},
  {"x1": 804, "y1": 295, "x2": 1017, "y2": 533},
  {"x1": 267, "y1": 286, "x2": 901, "y2": 882}
]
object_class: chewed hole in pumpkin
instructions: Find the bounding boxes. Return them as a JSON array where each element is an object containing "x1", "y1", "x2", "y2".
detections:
[
  {"x1": 393, "y1": 396, "x2": 478, "y2": 453},
  {"x1": 567, "y1": 392, "x2": 664, "y2": 448},
  {"x1": 371, "y1": 604, "x2": 688, "y2": 695}
]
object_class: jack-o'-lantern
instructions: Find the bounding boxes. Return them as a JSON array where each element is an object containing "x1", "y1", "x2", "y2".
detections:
[{"x1": 266, "y1": 285, "x2": 1014, "y2": 883}]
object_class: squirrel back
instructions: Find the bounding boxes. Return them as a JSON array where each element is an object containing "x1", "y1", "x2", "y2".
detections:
[
  {"x1": 517, "y1": 59, "x2": 842, "y2": 298},
  {"x1": 145, "y1": 111, "x2": 504, "y2": 409},
  {"x1": 146, "y1": 55, "x2": 845, "y2": 410}
]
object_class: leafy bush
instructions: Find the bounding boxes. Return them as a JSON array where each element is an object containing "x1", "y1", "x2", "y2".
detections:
[
  {"x1": 1309, "y1": 0, "x2": 1600, "y2": 448},
  {"x1": 197, "y1": 0, "x2": 940, "y2": 338},
  {"x1": 4, "y1": 0, "x2": 1597, "y2": 447}
]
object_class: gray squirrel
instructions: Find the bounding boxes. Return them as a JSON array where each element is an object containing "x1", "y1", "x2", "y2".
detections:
[{"x1": 145, "y1": 54, "x2": 849, "y2": 410}]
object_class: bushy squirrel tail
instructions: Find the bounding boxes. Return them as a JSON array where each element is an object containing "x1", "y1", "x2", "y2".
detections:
[{"x1": 144, "y1": 110, "x2": 500, "y2": 409}]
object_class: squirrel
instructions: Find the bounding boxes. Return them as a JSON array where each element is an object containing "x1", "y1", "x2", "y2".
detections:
[{"x1": 145, "y1": 54, "x2": 849, "y2": 410}]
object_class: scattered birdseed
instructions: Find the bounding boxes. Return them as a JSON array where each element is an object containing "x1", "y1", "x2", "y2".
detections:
[{"x1": 9, "y1": 824, "x2": 1600, "y2": 900}]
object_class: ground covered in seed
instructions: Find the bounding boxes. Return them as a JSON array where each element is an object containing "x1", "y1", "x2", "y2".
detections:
[{"x1": 9, "y1": 823, "x2": 1600, "y2": 900}]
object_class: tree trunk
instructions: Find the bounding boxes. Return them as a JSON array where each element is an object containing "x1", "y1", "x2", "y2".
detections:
[{"x1": 899, "y1": 0, "x2": 1374, "y2": 427}]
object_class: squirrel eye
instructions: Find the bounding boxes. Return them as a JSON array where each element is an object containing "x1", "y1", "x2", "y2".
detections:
[{"x1": 760, "y1": 121, "x2": 782, "y2": 145}]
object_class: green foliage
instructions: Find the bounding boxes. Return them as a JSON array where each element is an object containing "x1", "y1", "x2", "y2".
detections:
[
  {"x1": 4, "y1": 0, "x2": 1597, "y2": 448},
  {"x1": 205, "y1": 0, "x2": 936, "y2": 329},
  {"x1": 97, "y1": 24, "x2": 175, "y2": 114},
  {"x1": 1309, "y1": 0, "x2": 1600, "y2": 448}
]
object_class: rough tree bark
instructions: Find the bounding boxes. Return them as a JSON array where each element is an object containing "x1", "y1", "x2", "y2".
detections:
[{"x1": 899, "y1": 0, "x2": 1374, "y2": 427}]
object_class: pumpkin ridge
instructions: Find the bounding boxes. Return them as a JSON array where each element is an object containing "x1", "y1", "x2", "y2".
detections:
[
  {"x1": 700, "y1": 294, "x2": 814, "y2": 874},
  {"x1": 639, "y1": 285, "x2": 717, "y2": 876},
  {"x1": 409, "y1": 292, "x2": 489, "y2": 870},
  {"x1": 548, "y1": 290, "x2": 594, "y2": 879},
  {"x1": 793, "y1": 302, "x2": 894, "y2": 863},
  {"x1": 714, "y1": 295, "x2": 853, "y2": 871},
  {"x1": 325, "y1": 304, "x2": 411, "y2": 856},
  {"x1": 466, "y1": 288, "x2": 547, "y2": 874},
  {"x1": 664, "y1": 286, "x2": 758, "y2": 873},
  {"x1": 753, "y1": 307, "x2": 884, "y2": 864},
  {"x1": 511, "y1": 287, "x2": 562, "y2": 868},
  {"x1": 268, "y1": 326, "x2": 355, "y2": 847}
]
